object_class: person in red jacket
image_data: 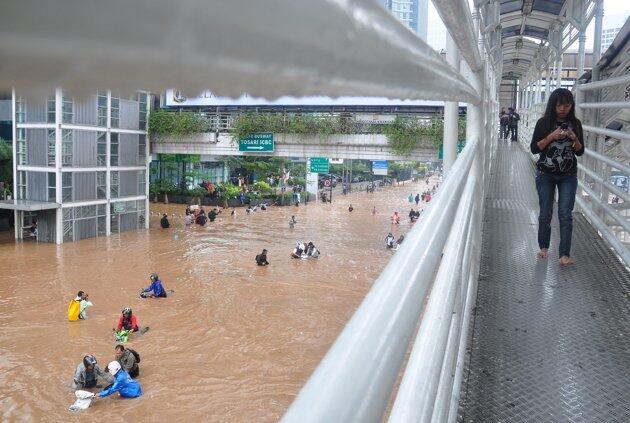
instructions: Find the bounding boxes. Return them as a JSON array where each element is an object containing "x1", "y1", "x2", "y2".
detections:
[{"x1": 116, "y1": 307, "x2": 139, "y2": 333}]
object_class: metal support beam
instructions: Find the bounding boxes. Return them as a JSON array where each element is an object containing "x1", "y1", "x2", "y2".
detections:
[
  {"x1": 444, "y1": 34, "x2": 461, "y2": 173},
  {"x1": 432, "y1": 0, "x2": 483, "y2": 72},
  {"x1": 555, "y1": 54, "x2": 563, "y2": 89},
  {"x1": 577, "y1": 30, "x2": 586, "y2": 81},
  {"x1": 545, "y1": 61, "x2": 551, "y2": 101},
  {"x1": 593, "y1": 0, "x2": 604, "y2": 63}
]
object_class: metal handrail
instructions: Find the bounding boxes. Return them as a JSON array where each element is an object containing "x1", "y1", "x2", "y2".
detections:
[
  {"x1": 577, "y1": 74, "x2": 630, "y2": 91},
  {"x1": 576, "y1": 195, "x2": 630, "y2": 265},
  {"x1": 389, "y1": 147, "x2": 480, "y2": 422},
  {"x1": 578, "y1": 164, "x2": 630, "y2": 204},
  {"x1": 281, "y1": 137, "x2": 482, "y2": 423},
  {"x1": 583, "y1": 148, "x2": 630, "y2": 174},
  {"x1": 582, "y1": 124, "x2": 630, "y2": 141},
  {"x1": 578, "y1": 181, "x2": 630, "y2": 234},
  {"x1": 578, "y1": 101, "x2": 630, "y2": 109}
]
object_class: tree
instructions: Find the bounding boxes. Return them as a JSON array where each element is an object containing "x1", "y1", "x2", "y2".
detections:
[{"x1": 0, "y1": 139, "x2": 12, "y2": 199}]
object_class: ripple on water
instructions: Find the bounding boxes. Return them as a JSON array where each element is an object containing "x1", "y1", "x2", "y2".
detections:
[{"x1": 0, "y1": 180, "x2": 437, "y2": 421}]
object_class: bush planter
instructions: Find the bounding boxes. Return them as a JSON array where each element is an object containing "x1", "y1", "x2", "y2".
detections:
[
  {"x1": 202, "y1": 197, "x2": 222, "y2": 206},
  {"x1": 227, "y1": 199, "x2": 242, "y2": 208},
  {"x1": 169, "y1": 194, "x2": 184, "y2": 204}
]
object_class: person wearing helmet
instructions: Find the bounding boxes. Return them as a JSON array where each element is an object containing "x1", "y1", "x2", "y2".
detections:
[
  {"x1": 116, "y1": 308, "x2": 139, "y2": 332},
  {"x1": 95, "y1": 361, "x2": 142, "y2": 399},
  {"x1": 140, "y1": 273, "x2": 166, "y2": 298},
  {"x1": 72, "y1": 355, "x2": 113, "y2": 390}
]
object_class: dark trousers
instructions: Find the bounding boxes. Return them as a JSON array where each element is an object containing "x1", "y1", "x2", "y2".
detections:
[
  {"x1": 500, "y1": 124, "x2": 508, "y2": 139},
  {"x1": 129, "y1": 366, "x2": 139, "y2": 378},
  {"x1": 508, "y1": 125, "x2": 518, "y2": 141},
  {"x1": 535, "y1": 171, "x2": 578, "y2": 257}
]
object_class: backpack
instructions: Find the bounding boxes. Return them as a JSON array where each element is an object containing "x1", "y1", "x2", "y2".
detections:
[
  {"x1": 127, "y1": 348, "x2": 141, "y2": 363},
  {"x1": 67, "y1": 299, "x2": 81, "y2": 321}
]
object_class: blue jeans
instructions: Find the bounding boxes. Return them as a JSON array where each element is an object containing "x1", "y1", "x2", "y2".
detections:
[{"x1": 535, "y1": 171, "x2": 578, "y2": 258}]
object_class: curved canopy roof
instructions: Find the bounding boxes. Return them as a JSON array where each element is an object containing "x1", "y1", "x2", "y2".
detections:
[{"x1": 499, "y1": 0, "x2": 578, "y2": 79}]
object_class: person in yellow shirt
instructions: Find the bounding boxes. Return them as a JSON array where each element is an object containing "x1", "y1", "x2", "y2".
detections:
[{"x1": 67, "y1": 291, "x2": 85, "y2": 321}]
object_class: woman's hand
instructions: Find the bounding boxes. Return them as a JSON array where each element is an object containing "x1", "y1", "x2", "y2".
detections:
[{"x1": 548, "y1": 127, "x2": 566, "y2": 141}]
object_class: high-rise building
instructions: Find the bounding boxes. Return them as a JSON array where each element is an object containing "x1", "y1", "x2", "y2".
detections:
[
  {"x1": 601, "y1": 27, "x2": 621, "y2": 52},
  {"x1": 2, "y1": 89, "x2": 150, "y2": 243},
  {"x1": 381, "y1": 0, "x2": 429, "y2": 42}
]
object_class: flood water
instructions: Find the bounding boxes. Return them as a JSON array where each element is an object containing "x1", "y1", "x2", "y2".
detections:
[{"x1": 0, "y1": 178, "x2": 437, "y2": 422}]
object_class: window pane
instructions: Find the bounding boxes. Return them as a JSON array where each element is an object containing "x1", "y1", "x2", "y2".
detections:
[
  {"x1": 62, "y1": 172, "x2": 72, "y2": 185},
  {"x1": 97, "y1": 216, "x2": 106, "y2": 236},
  {"x1": 63, "y1": 221, "x2": 73, "y2": 242},
  {"x1": 62, "y1": 188, "x2": 72, "y2": 202}
]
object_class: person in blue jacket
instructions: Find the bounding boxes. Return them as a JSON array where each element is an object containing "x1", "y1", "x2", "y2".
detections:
[
  {"x1": 96, "y1": 361, "x2": 141, "y2": 399},
  {"x1": 140, "y1": 273, "x2": 166, "y2": 298}
]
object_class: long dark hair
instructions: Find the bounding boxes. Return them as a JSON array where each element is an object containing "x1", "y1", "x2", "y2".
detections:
[{"x1": 541, "y1": 88, "x2": 578, "y2": 133}]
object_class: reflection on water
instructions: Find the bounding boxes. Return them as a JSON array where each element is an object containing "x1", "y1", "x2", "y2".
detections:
[{"x1": 0, "y1": 179, "x2": 436, "y2": 421}]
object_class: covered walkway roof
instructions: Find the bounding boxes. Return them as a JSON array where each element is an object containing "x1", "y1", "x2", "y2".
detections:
[
  {"x1": 498, "y1": 0, "x2": 596, "y2": 79},
  {"x1": 0, "y1": 199, "x2": 59, "y2": 211}
]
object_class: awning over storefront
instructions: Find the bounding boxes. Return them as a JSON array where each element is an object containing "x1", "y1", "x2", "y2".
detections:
[{"x1": 0, "y1": 199, "x2": 60, "y2": 211}]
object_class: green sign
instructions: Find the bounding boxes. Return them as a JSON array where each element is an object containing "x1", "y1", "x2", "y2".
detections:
[
  {"x1": 309, "y1": 157, "x2": 329, "y2": 173},
  {"x1": 239, "y1": 133, "x2": 274, "y2": 152},
  {"x1": 438, "y1": 140, "x2": 466, "y2": 160},
  {"x1": 114, "y1": 202, "x2": 125, "y2": 213}
]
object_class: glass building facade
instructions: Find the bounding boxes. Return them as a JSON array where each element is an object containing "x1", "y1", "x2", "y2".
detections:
[{"x1": 11, "y1": 89, "x2": 150, "y2": 243}]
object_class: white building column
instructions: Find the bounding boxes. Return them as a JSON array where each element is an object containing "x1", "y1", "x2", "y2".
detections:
[
  {"x1": 105, "y1": 90, "x2": 112, "y2": 235},
  {"x1": 443, "y1": 34, "x2": 460, "y2": 173},
  {"x1": 305, "y1": 159, "x2": 318, "y2": 201},
  {"x1": 11, "y1": 90, "x2": 18, "y2": 240},
  {"x1": 54, "y1": 88, "x2": 63, "y2": 244},
  {"x1": 144, "y1": 92, "x2": 150, "y2": 229}
]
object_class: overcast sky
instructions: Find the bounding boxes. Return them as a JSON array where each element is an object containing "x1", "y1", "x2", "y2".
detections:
[{"x1": 570, "y1": 0, "x2": 630, "y2": 51}]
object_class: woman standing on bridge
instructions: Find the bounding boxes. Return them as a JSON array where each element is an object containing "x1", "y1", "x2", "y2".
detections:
[{"x1": 531, "y1": 88, "x2": 584, "y2": 265}]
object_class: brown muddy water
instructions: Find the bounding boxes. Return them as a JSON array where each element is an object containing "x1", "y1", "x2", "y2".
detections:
[{"x1": 0, "y1": 179, "x2": 437, "y2": 422}]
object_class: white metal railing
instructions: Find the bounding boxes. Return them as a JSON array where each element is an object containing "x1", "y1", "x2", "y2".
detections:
[
  {"x1": 519, "y1": 73, "x2": 630, "y2": 265},
  {"x1": 280, "y1": 1, "x2": 499, "y2": 421},
  {"x1": 282, "y1": 136, "x2": 487, "y2": 423}
]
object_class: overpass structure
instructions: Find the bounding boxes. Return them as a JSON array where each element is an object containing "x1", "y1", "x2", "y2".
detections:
[
  {"x1": 151, "y1": 132, "x2": 438, "y2": 161},
  {"x1": 1, "y1": 0, "x2": 629, "y2": 421}
]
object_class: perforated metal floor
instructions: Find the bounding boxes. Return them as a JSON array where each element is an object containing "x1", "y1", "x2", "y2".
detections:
[{"x1": 458, "y1": 142, "x2": 630, "y2": 423}]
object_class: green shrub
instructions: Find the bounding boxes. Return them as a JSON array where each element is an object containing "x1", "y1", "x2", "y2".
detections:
[
  {"x1": 219, "y1": 183, "x2": 242, "y2": 200},
  {"x1": 149, "y1": 110, "x2": 210, "y2": 139},
  {"x1": 253, "y1": 180, "x2": 272, "y2": 193}
]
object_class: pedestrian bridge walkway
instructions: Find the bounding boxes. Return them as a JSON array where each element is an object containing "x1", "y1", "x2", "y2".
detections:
[{"x1": 459, "y1": 141, "x2": 630, "y2": 422}]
